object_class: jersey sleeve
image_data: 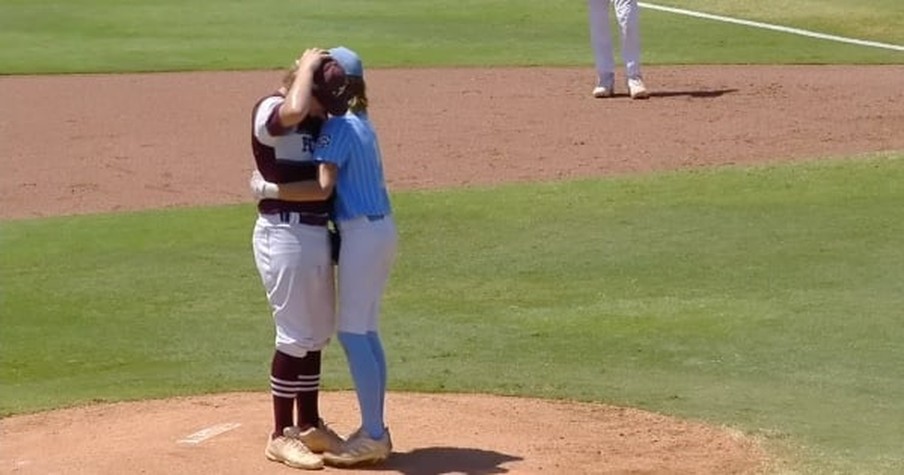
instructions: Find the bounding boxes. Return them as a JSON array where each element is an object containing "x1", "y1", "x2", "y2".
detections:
[
  {"x1": 314, "y1": 117, "x2": 350, "y2": 168},
  {"x1": 253, "y1": 96, "x2": 290, "y2": 146}
]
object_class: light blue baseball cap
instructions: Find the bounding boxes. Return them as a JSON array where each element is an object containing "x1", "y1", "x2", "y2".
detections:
[{"x1": 329, "y1": 46, "x2": 363, "y2": 78}]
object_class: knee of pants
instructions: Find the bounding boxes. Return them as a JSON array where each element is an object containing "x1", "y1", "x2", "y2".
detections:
[
  {"x1": 337, "y1": 313, "x2": 374, "y2": 334},
  {"x1": 276, "y1": 339, "x2": 329, "y2": 359},
  {"x1": 276, "y1": 343, "x2": 310, "y2": 359}
]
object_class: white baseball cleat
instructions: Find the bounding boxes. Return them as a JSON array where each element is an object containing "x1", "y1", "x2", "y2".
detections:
[
  {"x1": 592, "y1": 74, "x2": 615, "y2": 98},
  {"x1": 628, "y1": 77, "x2": 650, "y2": 99},
  {"x1": 265, "y1": 427, "x2": 324, "y2": 470},
  {"x1": 323, "y1": 427, "x2": 392, "y2": 467},
  {"x1": 297, "y1": 419, "x2": 345, "y2": 454},
  {"x1": 592, "y1": 83, "x2": 614, "y2": 98}
]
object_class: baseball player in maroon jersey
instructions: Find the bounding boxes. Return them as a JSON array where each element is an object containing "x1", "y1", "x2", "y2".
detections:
[{"x1": 250, "y1": 47, "x2": 350, "y2": 470}]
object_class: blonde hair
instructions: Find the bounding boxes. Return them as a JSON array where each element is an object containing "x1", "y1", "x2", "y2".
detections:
[
  {"x1": 281, "y1": 61, "x2": 299, "y2": 88},
  {"x1": 346, "y1": 77, "x2": 368, "y2": 114}
]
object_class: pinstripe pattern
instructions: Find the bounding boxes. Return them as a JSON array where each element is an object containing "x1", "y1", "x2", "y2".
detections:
[{"x1": 314, "y1": 113, "x2": 391, "y2": 221}]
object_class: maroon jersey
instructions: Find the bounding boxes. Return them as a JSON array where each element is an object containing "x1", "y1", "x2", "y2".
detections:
[{"x1": 251, "y1": 93, "x2": 333, "y2": 216}]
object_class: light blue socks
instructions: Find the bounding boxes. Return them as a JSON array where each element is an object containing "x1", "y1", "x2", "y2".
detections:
[
  {"x1": 367, "y1": 331, "x2": 387, "y2": 411},
  {"x1": 338, "y1": 331, "x2": 386, "y2": 439}
]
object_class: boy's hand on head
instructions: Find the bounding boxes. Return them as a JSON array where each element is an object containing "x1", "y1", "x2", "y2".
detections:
[{"x1": 297, "y1": 48, "x2": 329, "y2": 73}]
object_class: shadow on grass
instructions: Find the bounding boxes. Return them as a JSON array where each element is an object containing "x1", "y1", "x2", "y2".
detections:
[{"x1": 355, "y1": 446, "x2": 523, "y2": 474}]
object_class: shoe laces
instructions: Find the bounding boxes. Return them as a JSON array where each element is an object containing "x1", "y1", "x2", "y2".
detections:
[
  {"x1": 347, "y1": 427, "x2": 365, "y2": 442},
  {"x1": 343, "y1": 434, "x2": 386, "y2": 456},
  {"x1": 278, "y1": 434, "x2": 314, "y2": 456},
  {"x1": 318, "y1": 419, "x2": 342, "y2": 439},
  {"x1": 346, "y1": 426, "x2": 390, "y2": 443},
  {"x1": 283, "y1": 427, "x2": 316, "y2": 449}
]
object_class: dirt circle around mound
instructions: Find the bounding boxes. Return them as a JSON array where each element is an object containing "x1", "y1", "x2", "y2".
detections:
[
  {"x1": 2, "y1": 65, "x2": 903, "y2": 474},
  {"x1": 2, "y1": 392, "x2": 768, "y2": 475}
]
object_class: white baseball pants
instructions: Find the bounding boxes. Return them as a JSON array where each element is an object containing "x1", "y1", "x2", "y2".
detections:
[
  {"x1": 336, "y1": 215, "x2": 398, "y2": 335},
  {"x1": 252, "y1": 214, "x2": 336, "y2": 358},
  {"x1": 588, "y1": 0, "x2": 643, "y2": 80}
]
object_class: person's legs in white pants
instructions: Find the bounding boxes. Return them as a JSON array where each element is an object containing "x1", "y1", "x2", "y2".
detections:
[
  {"x1": 588, "y1": 0, "x2": 615, "y2": 94},
  {"x1": 614, "y1": 0, "x2": 642, "y2": 80},
  {"x1": 614, "y1": 0, "x2": 649, "y2": 98}
]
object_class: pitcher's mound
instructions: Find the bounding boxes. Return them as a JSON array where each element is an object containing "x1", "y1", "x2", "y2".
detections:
[{"x1": 1, "y1": 391, "x2": 767, "y2": 474}]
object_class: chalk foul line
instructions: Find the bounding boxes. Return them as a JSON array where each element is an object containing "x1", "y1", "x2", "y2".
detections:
[{"x1": 639, "y1": 2, "x2": 904, "y2": 52}]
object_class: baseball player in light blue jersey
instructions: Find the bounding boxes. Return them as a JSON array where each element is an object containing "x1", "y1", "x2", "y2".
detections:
[{"x1": 250, "y1": 46, "x2": 398, "y2": 467}]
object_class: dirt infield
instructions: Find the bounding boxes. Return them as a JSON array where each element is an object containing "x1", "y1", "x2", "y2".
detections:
[{"x1": 2, "y1": 65, "x2": 903, "y2": 474}]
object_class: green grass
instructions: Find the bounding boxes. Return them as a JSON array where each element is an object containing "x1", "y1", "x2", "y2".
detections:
[
  {"x1": 2, "y1": 155, "x2": 903, "y2": 473},
  {"x1": 0, "y1": 0, "x2": 901, "y2": 74},
  {"x1": 0, "y1": 210, "x2": 271, "y2": 405}
]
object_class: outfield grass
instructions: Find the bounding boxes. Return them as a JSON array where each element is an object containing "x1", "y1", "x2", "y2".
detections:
[
  {"x1": 0, "y1": 0, "x2": 901, "y2": 74},
  {"x1": 2, "y1": 156, "x2": 903, "y2": 473}
]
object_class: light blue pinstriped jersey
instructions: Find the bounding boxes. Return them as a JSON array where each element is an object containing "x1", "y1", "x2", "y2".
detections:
[{"x1": 314, "y1": 113, "x2": 392, "y2": 221}]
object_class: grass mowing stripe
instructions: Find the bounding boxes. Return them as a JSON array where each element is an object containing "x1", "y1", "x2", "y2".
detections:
[{"x1": 2, "y1": 155, "x2": 903, "y2": 474}]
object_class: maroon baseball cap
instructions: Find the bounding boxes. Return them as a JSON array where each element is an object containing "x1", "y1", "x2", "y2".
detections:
[{"x1": 312, "y1": 58, "x2": 350, "y2": 116}]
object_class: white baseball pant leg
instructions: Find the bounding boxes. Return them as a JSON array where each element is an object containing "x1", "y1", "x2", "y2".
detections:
[
  {"x1": 252, "y1": 214, "x2": 336, "y2": 358},
  {"x1": 614, "y1": 0, "x2": 643, "y2": 79},
  {"x1": 589, "y1": 0, "x2": 643, "y2": 80},
  {"x1": 336, "y1": 216, "x2": 398, "y2": 334},
  {"x1": 588, "y1": 0, "x2": 616, "y2": 84}
]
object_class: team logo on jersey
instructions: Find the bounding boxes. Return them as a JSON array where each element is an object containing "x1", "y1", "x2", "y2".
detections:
[
  {"x1": 316, "y1": 134, "x2": 332, "y2": 149},
  {"x1": 302, "y1": 136, "x2": 316, "y2": 153}
]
